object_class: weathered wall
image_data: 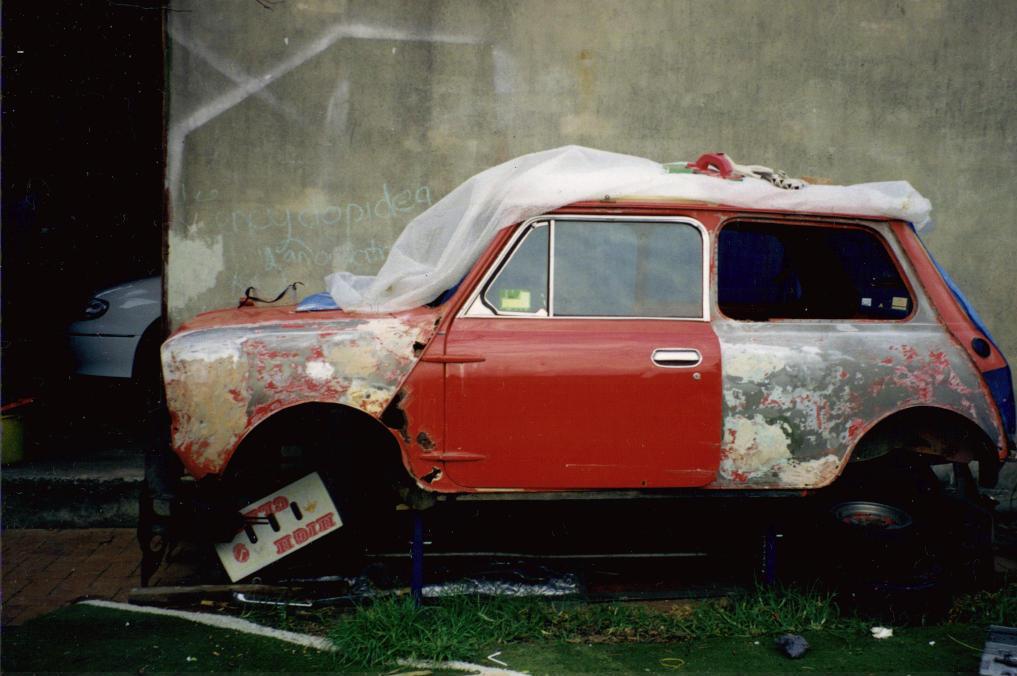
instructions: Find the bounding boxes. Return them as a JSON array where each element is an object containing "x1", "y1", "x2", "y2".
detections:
[{"x1": 167, "y1": 0, "x2": 1016, "y2": 364}]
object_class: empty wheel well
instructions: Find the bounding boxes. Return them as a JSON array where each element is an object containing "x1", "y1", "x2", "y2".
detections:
[
  {"x1": 849, "y1": 406, "x2": 1000, "y2": 487},
  {"x1": 222, "y1": 402, "x2": 412, "y2": 504}
]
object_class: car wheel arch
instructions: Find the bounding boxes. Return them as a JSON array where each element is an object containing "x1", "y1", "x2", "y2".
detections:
[
  {"x1": 845, "y1": 404, "x2": 999, "y2": 486},
  {"x1": 216, "y1": 401, "x2": 413, "y2": 499}
]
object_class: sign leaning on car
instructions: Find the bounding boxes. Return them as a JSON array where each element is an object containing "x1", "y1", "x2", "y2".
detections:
[{"x1": 157, "y1": 147, "x2": 1014, "y2": 581}]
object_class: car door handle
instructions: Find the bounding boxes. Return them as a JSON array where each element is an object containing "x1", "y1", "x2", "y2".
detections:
[{"x1": 651, "y1": 348, "x2": 702, "y2": 368}]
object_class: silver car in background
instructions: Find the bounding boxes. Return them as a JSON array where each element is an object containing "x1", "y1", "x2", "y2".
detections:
[{"x1": 68, "y1": 276, "x2": 162, "y2": 379}]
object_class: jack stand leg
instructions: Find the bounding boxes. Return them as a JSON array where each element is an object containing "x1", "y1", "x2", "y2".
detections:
[
  {"x1": 411, "y1": 510, "x2": 424, "y2": 606},
  {"x1": 762, "y1": 524, "x2": 778, "y2": 586}
]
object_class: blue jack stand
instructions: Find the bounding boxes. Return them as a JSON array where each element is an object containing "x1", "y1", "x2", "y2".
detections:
[
  {"x1": 762, "y1": 524, "x2": 778, "y2": 585},
  {"x1": 411, "y1": 510, "x2": 424, "y2": 605}
]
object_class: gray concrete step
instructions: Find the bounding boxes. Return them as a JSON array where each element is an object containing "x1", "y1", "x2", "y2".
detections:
[{"x1": 2, "y1": 448, "x2": 143, "y2": 528}]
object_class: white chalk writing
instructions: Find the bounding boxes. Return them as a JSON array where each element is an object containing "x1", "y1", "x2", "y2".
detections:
[{"x1": 187, "y1": 183, "x2": 432, "y2": 272}]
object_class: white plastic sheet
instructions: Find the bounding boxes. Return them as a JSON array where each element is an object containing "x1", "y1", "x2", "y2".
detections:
[{"x1": 326, "y1": 145, "x2": 932, "y2": 312}]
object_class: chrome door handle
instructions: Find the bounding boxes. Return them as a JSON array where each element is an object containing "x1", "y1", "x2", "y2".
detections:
[{"x1": 652, "y1": 348, "x2": 702, "y2": 368}]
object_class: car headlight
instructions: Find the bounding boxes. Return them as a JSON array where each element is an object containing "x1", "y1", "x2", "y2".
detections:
[{"x1": 83, "y1": 298, "x2": 109, "y2": 320}]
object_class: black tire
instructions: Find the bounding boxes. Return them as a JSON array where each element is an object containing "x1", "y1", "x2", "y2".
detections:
[{"x1": 818, "y1": 452, "x2": 953, "y2": 620}]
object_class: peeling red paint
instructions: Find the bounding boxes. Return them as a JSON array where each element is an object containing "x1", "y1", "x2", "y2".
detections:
[
  {"x1": 869, "y1": 375, "x2": 889, "y2": 397},
  {"x1": 947, "y1": 370, "x2": 974, "y2": 395},
  {"x1": 815, "y1": 401, "x2": 831, "y2": 430},
  {"x1": 847, "y1": 418, "x2": 866, "y2": 441},
  {"x1": 162, "y1": 305, "x2": 442, "y2": 479}
]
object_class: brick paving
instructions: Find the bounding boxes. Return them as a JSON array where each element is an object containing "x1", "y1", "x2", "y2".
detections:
[{"x1": 1, "y1": 529, "x2": 202, "y2": 626}]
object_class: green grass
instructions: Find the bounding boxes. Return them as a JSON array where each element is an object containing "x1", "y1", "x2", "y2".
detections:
[
  {"x1": 949, "y1": 579, "x2": 1017, "y2": 625},
  {"x1": 324, "y1": 584, "x2": 847, "y2": 666},
  {"x1": 496, "y1": 624, "x2": 988, "y2": 674},
  {"x1": 4, "y1": 583, "x2": 1014, "y2": 673},
  {"x1": 1, "y1": 604, "x2": 337, "y2": 673}
]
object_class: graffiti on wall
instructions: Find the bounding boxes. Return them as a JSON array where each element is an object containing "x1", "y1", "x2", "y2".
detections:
[{"x1": 182, "y1": 183, "x2": 433, "y2": 273}]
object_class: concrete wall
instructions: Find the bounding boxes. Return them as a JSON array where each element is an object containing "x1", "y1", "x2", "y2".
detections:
[{"x1": 167, "y1": 0, "x2": 1016, "y2": 366}]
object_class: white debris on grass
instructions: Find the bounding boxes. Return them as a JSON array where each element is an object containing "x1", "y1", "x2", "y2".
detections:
[
  {"x1": 486, "y1": 651, "x2": 509, "y2": 667},
  {"x1": 871, "y1": 626, "x2": 894, "y2": 639}
]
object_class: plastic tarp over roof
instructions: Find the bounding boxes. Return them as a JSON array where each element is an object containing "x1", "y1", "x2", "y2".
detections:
[{"x1": 325, "y1": 145, "x2": 931, "y2": 312}]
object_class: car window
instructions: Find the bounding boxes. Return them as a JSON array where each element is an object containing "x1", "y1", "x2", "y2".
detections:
[
  {"x1": 553, "y1": 220, "x2": 703, "y2": 317},
  {"x1": 718, "y1": 222, "x2": 912, "y2": 320},
  {"x1": 483, "y1": 224, "x2": 549, "y2": 315}
]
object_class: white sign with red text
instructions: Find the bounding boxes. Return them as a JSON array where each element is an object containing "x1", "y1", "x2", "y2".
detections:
[{"x1": 215, "y1": 472, "x2": 342, "y2": 582}]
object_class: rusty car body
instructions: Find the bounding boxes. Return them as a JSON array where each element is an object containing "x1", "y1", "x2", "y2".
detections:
[{"x1": 159, "y1": 198, "x2": 1014, "y2": 578}]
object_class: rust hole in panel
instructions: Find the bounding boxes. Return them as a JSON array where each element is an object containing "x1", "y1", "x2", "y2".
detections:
[
  {"x1": 421, "y1": 467, "x2": 442, "y2": 483},
  {"x1": 416, "y1": 431, "x2": 436, "y2": 450},
  {"x1": 380, "y1": 390, "x2": 411, "y2": 443}
]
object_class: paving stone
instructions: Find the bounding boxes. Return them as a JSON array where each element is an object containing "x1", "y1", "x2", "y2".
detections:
[
  {"x1": 42, "y1": 558, "x2": 93, "y2": 576},
  {"x1": 2, "y1": 575, "x2": 33, "y2": 600},
  {"x1": 6, "y1": 604, "x2": 53, "y2": 625},
  {"x1": 69, "y1": 554, "x2": 115, "y2": 571},
  {"x1": 1, "y1": 528, "x2": 198, "y2": 626},
  {"x1": 9, "y1": 554, "x2": 57, "y2": 574},
  {"x1": 2, "y1": 603, "x2": 33, "y2": 625},
  {"x1": 54, "y1": 530, "x2": 109, "y2": 547},
  {"x1": 33, "y1": 541, "x2": 77, "y2": 557},
  {"x1": 83, "y1": 578, "x2": 132, "y2": 599},
  {"x1": 2, "y1": 531, "x2": 43, "y2": 552},
  {"x1": 50, "y1": 570, "x2": 103, "y2": 595}
]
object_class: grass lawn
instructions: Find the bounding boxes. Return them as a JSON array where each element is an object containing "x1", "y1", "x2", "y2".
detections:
[
  {"x1": 496, "y1": 624, "x2": 987, "y2": 674},
  {"x1": 2, "y1": 583, "x2": 1010, "y2": 673},
  {"x1": 1, "y1": 604, "x2": 337, "y2": 673}
]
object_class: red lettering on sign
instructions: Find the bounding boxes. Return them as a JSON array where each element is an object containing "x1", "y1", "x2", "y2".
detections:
[
  {"x1": 292, "y1": 526, "x2": 310, "y2": 545},
  {"x1": 274, "y1": 534, "x2": 294, "y2": 555},
  {"x1": 316, "y1": 512, "x2": 336, "y2": 532},
  {"x1": 244, "y1": 495, "x2": 290, "y2": 520},
  {"x1": 245, "y1": 500, "x2": 269, "y2": 520},
  {"x1": 233, "y1": 543, "x2": 250, "y2": 563}
]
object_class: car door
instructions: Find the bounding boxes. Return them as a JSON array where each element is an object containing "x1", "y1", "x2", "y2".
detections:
[{"x1": 441, "y1": 216, "x2": 722, "y2": 490}]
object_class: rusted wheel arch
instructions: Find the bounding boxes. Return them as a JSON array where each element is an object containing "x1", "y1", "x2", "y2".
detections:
[{"x1": 219, "y1": 402, "x2": 410, "y2": 516}]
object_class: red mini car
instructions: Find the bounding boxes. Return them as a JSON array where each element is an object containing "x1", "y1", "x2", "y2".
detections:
[{"x1": 160, "y1": 198, "x2": 1013, "y2": 581}]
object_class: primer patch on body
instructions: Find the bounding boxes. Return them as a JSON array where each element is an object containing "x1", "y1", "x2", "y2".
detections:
[
  {"x1": 720, "y1": 414, "x2": 793, "y2": 479},
  {"x1": 724, "y1": 345, "x2": 795, "y2": 381},
  {"x1": 305, "y1": 360, "x2": 335, "y2": 381},
  {"x1": 776, "y1": 454, "x2": 840, "y2": 485}
]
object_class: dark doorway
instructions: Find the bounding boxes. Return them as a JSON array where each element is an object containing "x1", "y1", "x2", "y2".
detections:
[{"x1": 2, "y1": 1, "x2": 165, "y2": 435}]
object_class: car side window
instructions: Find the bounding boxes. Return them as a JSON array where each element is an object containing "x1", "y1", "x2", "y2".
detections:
[
  {"x1": 482, "y1": 223, "x2": 549, "y2": 315},
  {"x1": 553, "y1": 220, "x2": 703, "y2": 318},
  {"x1": 718, "y1": 221, "x2": 913, "y2": 320}
]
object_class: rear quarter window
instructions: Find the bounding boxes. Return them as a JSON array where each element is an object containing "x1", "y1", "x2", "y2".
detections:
[{"x1": 718, "y1": 222, "x2": 912, "y2": 321}]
